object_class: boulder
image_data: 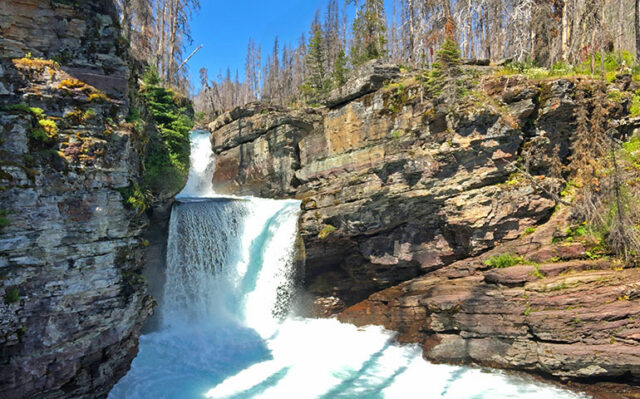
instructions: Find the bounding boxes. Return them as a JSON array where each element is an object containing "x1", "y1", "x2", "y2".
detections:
[{"x1": 323, "y1": 60, "x2": 401, "y2": 108}]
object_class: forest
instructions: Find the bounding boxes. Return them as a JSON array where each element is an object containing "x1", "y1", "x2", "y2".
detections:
[
  {"x1": 191, "y1": 0, "x2": 640, "y2": 117},
  {"x1": 113, "y1": 1, "x2": 640, "y2": 116}
]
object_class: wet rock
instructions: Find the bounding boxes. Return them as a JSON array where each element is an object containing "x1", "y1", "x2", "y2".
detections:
[{"x1": 311, "y1": 296, "x2": 346, "y2": 318}]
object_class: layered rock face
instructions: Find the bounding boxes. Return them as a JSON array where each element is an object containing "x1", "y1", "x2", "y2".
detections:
[
  {"x1": 210, "y1": 64, "x2": 569, "y2": 306},
  {"x1": 210, "y1": 63, "x2": 640, "y2": 391},
  {"x1": 339, "y1": 207, "x2": 640, "y2": 389},
  {"x1": 0, "y1": 1, "x2": 153, "y2": 397}
]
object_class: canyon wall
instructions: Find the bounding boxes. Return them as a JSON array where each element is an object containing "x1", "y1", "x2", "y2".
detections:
[
  {"x1": 0, "y1": 1, "x2": 155, "y2": 397},
  {"x1": 209, "y1": 62, "x2": 640, "y2": 391},
  {"x1": 210, "y1": 62, "x2": 576, "y2": 306}
]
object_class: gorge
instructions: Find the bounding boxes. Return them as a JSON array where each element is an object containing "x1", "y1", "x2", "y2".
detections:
[
  {"x1": 0, "y1": 0, "x2": 639, "y2": 398},
  {"x1": 110, "y1": 131, "x2": 585, "y2": 399}
]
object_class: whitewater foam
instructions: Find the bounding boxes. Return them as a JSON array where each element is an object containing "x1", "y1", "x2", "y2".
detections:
[{"x1": 109, "y1": 130, "x2": 586, "y2": 399}]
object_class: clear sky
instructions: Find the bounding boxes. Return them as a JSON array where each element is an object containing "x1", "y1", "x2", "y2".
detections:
[{"x1": 186, "y1": 1, "x2": 332, "y2": 92}]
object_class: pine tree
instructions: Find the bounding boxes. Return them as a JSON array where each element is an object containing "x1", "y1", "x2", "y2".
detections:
[
  {"x1": 332, "y1": 49, "x2": 349, "y2": 87},
  {"x1": 302, "y1": 12, "x2": 329, "y2": 103},
  {"x1": 433, "y1": 38, "x2": 462, "y2": 78},
  {"x1": 348, "y1": 0, "x2": 388, "y2": 66},
  {"x1": 428, "y1": 38, "x2": 462, "y2": 103}
]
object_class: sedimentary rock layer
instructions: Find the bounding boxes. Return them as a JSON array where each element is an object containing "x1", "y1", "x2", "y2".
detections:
[
  {"x1": 338, "y1": 208, "x2": 640, "y2": 389},
  {"x1": 0, "y1": 1, "x2": 153, "y2": 397},
  {"x1": 209, "y1": 63, "x2": 640, "y2": 392},
  {"x1": 210, "y1": 66, "x2": 581, "y2": 306}
]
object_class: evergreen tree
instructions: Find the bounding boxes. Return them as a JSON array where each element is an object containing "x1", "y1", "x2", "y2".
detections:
[
  {"x1": 348, "y1": 0, "x2": 388, "y2": 66},
  {"x1": 332, "y1": 49, "x2": 349, "y2": 87},
  {"x1": 432, "y1": 38, "x2": 462, "y2": 78},
  {"x1": 428, "y1": 38, "x2": 462, "y2": 103},
  {"x1": 302, "y1": 12, "x2": 329, "y2": 102}
]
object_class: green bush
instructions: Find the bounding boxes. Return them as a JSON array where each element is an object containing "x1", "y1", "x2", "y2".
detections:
[
  {"x1": 142, "y1": 65, "x2": 161, "y2": 85},
  {"x1": 0, "y1": 209, "x2": 11, "y2": 229},
  {"x1": 484, "y1": 253, "x2": 526, "y2": 268},
  {"x1": 118, "y1": 183, "x2": 148, "y2": 215},
  {"x1": 631, "y1": 91, "x2": 640, "y2": 117},
  {"x1": 139, "y1": 70, "x2": 193, "y2": 196},
  {"x1": 4, "y1": 287, "x2": 19, "y2": 304}
]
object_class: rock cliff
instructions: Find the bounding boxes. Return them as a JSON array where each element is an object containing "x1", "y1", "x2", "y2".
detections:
[
  {"x1": 0, "y1": 1, "x2": 162, "y2": 397},
  {"x1": 338, "y1": 207, "x2": 640, "y2": 394},
  {"x1": 210, "y1": 63, "x2": 576, "y2": 306},
  {"x1": 209, "y1": 62, "x2": 640, "y2": 393}
]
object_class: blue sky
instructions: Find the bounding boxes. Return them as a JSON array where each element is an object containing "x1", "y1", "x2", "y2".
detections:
[{"x1": 186, "y1": 1, "x2": 332, "y2": 91}]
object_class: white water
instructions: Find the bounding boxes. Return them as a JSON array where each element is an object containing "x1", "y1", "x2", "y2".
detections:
[{"x1": 110, "y1": 131, "x2": 586, "y2": 399}]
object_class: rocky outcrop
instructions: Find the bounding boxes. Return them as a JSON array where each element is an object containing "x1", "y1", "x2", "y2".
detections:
[
  {"x1": 323, "y1": 60, "x2": 401, "y2": 108},
  {"x1": 209, "y1": 63, "x2": 640, "y2": 392},
  {"x1": 338, "y1": 207, "x2": 640, "y2": 391},
  {"x1": 210, "y1": 66, "x2": 576, "y2": 306},
  {"x1": 0, "y1": 1, "x2": 154, "y2": 397},
  {"x1": 211, "y1": 103, "x2": 322, "y2": 198}
]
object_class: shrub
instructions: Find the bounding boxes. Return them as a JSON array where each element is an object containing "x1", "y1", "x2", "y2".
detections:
[
  {"x1": 140, "y1": 83, "x2": 192, "y2": 196},
  {"x1": 4, "y1": 287, "x2": 19, "y2": 304},
  {"x1": 142, "y1": 65, "x2": 161, "y2": 85},
  {"x1": 484, "y1": 253, "x2": 526, "y2": 268},
  {"x1": 0, "y1": 209, "x2": 11, "y2": 229},
  {"x1": 118, "y1": 183, "x2": 148, "y2": 215}
]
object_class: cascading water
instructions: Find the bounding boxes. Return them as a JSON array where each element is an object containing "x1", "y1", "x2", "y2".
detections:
[{"x1": 110, "y1": 131, "x2": 586, "y2": 399}]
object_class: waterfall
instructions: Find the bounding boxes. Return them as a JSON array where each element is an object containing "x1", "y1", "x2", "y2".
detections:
[
  {"x1": 110, "y1": 131, "x2": 586, "y2": 399},
  {"x1": 178, "y1": 131, "x2": 217, "y2": 198}
]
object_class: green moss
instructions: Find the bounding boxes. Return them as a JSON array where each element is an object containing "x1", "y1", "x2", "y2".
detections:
[
  {"x1": 607, "y1": 90, "x2": 623, "y2": 103},
  {"x1": 523, "y1": 226, "x2": 537, "y2": 236},
  {"x1": 548, "y1": 282, "x2": 569, "y2": 291},
  {"x1": 4, "y1": 287, "x2": 19, "y2": 304},
  {"x1": 1, "y1": 103, "x2": 44, "y2": 119},
  {"x1": 318, "y1": 224, "x2": 337, "y2": 239},
  {"x1": 623, "y1": 133, "x2": 640, "y2": 154},
  {"x1": 566, "y1": 225, "x2": 588, "y2": 238},
  {"x1": 0, "y1": 209, "x2": 10, "y2": 229},
  {"x1": 532, "y1": 265, "x2": 545, "y2": 279},
  {"x1": 630, "y1": 91, "x2": 640, "y2": 117},
  {"x1": 390, "y1": 130, "x2": 404, "y2": 139},
  {"x1": 88, "y1": 92, "x2": 108, "y2": 102},
  {"x1": 484, "y1": 253, "x2": 526, "y2": 268},
  {"x1": 38, "y1": 119, "x2": 58, "y2": 138},
  {"x1": 83, "y1": 109, "x2": 97, "y2": 122}
]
